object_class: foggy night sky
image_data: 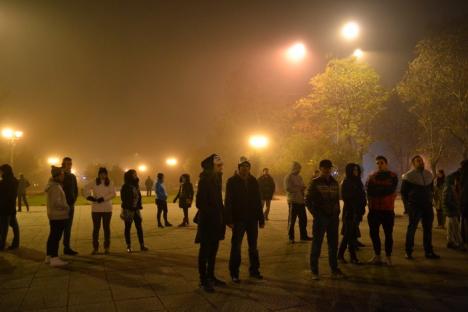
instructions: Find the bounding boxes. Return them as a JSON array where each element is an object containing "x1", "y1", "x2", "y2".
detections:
[{"x1": 0, "y1": 0, "x2": 467, "y2": 169}]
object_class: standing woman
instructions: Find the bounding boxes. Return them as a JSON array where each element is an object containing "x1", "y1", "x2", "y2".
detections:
[
  {"x1": 0, "y1": 164, "x2": 19, "y2": 250},
  {"x1": 173, "y1": 174, "x2": 194, "y2": 227},
  {"x1": 433, "y1": 169, "x2": 446, "y2": 229},
  {"x1": 83, "y1": 167, "x2": 116, "y2": 254},
  {"x1": 120, "y1": 169, "x2": 148, "y2": 253},
  {"x1": 337, "y1": 163, "x2": 366, "y2": 264},
  {"x1": 44, "y1": 166, "x2": 69, "y2": 266},
  {"x1": 195, "y1": 154, "x2": 226, "y2": 293}
]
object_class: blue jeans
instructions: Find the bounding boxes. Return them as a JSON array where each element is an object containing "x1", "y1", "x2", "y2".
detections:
[{"x1": 310, "y1": 214, "x2": 339, "y2": 273}]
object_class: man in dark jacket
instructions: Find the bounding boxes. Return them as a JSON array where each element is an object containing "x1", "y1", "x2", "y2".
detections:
[
  {"x1": 226, "y1": 157, "x2": 265, "y2": 283},
  {"x1": 17, "y1": 174, "x2": 30, "y2": 212},
  {"x1": 306, "y1": 159, "x2": 343, "y2": 280},
  {"x1": 62, "y1": 157, "x2": 79, "y2": 255},
  {"x1": 257, "y1": 168, "x2": 275, "y2": 221},
  {"x1": 402, "y1": 155, "x2": 440, "y2": 259},
  {"x1": 145, "y1": 176, "x2": 154, "y2": 196},
  {"x1": 0, "y1": 164, "x2": 19, "y2": 250},
  {"x1": 195, "y1": 154, "x2": 226, "y2": 293},
  {"x1": 366, "y1": 156, "x2": 398, "y2": 265}
]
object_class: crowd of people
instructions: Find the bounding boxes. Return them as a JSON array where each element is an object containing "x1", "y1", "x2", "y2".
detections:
[{"x1": 0, "y1": 154, "x2": 467, "y2": 293}]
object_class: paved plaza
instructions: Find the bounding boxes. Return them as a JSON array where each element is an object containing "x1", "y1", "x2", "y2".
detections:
[{"x1": 0, "y1": 197, "x2": 467, "y2": 312}]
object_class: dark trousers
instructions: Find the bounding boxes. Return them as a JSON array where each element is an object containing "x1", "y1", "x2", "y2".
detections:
[
  {"x1": 182, "y1": 208, "x2": 189, "y2": 223},
  {"x1": 17, "y1": 194, "x2": 29, "y2": 212},
  {"x1": 338, "y1": 218, "x2": 358, "y2": 260},
  {"x1": 198, "y1": 240, "x2": 219, "y2": 282},
  {"x1": 146, "y1": 189, "x2": 152, "y2": 196},
  {"x1": 47, "y1": 219, "x2": 67, "y2": 257},
  {"x1": 92, "y1": 212, "x2": 112, "y2": 249},
  {"x1": 9, "y1": 214, "x2": 19, "y2": 248},
  {"x1": 405, "y1": 205, "x2": 434, "y2": 254},
  {"x1": 368, "y1": 210, "x2": 394, "y2": 256},
  {"x1": 63, "y1": 205, "x2": 75, "y2": 249},
  {"x1": 229, "y1": 221, "x2": 260, "y2": 276},
  {"x1": 310, "y1": 214, "x2": 339, "y2": 273},
  {"x1": 288, "y1": 203, "x2": 308, "y2": 240},
  {"x1": 156, "y1": 199, "x2": 169, "y2": 225},
  {"x1": 0, "y1": 215, "x2": 11, "y2": 250},
  {"x1": 262, "y1": 200, "x2": 272, "y2": 219},
  {"x1": 436, "y1": 209, "x2": 445, "y2": 227},
  {"x1": 124, "y1": 212, "x2": 144, "y2": 246}
]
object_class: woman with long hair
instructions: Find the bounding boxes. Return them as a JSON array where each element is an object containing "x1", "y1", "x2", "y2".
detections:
[
  {"x1": 83, "y1": 167, "x2": 116, "y2": 254},
  {"x1": 173, "y1": 173, "x2": 194, "y2": 227}
]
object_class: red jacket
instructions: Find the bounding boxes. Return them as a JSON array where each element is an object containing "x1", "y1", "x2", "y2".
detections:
[{"x1": 366, "y1": 171, "x2": 398, "y2": 212}]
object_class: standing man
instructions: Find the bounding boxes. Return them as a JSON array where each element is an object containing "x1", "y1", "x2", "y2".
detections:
[
  {"x1": 257, "y1": 168, "x2": 275, "y2": 221},
  {"x1": 195, "y1": 154, "x2": 226, "y2": 293},
  {"x1": 155, "y1": 173, "x2": 172, "y2": 228},
  {"x1": 17, "y1": 174, "x2": 30, "y2": 212},
  {"x1": 366, "y1": 156, "x2": 398, "y2": 265},
  {"x1": 62, "y1": 157, "x2": 79, "y2": 255},
  {"x1": 226, "y1": 157, "x2": 265, "y2": 283},
  {"x1": 145, "y1": 176, "x2": 154, "y2": 197},
  {"x1": 284, "y1": 161, "x2": 311, "y2": 243},
  {"x1": 0, "y1": 164, "x2": 19, "y2": 250},
  {"x1": 402, "y1": 155, "x2": 440, "y2": 259},
  {"x1": 306, "y1": 160, "x2": 343, "y2": 280}
]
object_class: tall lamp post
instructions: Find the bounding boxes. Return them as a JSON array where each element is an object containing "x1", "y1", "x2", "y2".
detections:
[{"x1": 2, "y1": 128, "x2": 23, "y2": 166}]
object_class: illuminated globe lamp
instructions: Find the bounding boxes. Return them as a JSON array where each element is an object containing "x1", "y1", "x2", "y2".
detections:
[
  {"x1": 341, "y1": 21, "x2": 360, "y2": 41},
  {"x1": 285, "y1": 42, "x2": 307, "y2": 63},
  {"x1": 166, "y1": 158, "x2": 178, "y2": 167},
  {"x1": 47, "y1": 157, "x2": 60, "y2": 166},
  {"x1": 138, "y1": 164, "x2": 148, "y2": 172},
  {"x1": 248, "y1": 135, "x2": 269, "y2": 150}
]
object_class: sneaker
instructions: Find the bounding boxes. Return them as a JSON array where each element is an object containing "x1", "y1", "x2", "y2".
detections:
[
  {"x1": 165, "y1": 222, "x2": 173, "y2": 227},
  {"x1": 337, "y1": 256, "x2": 348, "y2": 264},
  {"x1": 104, "y1": 249, "x2": 110, "y2": 255},
  {"x1": 289, "y1": 239, "x2": 295, "y2": 244},
  {"x1": 63, "y1": 248, "x2": 78, "y2": 256},
  {"x1": 231, "y1": 275, "x2": 241, "y2": 283},
  {"x1": 368, "y1": 255, "x2": 383, "y2": 265},
  {"x1": 44, "y1": 256, "x2": 51, "y2": 264},
  {"x1": 126, "y1": 246, "x2": 132, "y2": 253},
  {"x1": 405, "y1": 253, "x2": 414, "y2": 260},
  {"x1": 210, "y1": 277, "x2": 227, "y2": 287},
  {"x1": 350, "y1": 258, "x2": 361, "y2": 265},
  {"x1": 385, "y1": 256, "x2": 393, "y2": 266},
  {"x1": 425, "y1": 252, "x2": 440, "y2": 259},
  {"x1": 311, "y1": 272, "x2": 320, "y2": 280},
  {"x1": 300, "y1": 236, "x2": 313, "y2": 241},
  {"x1": 140, "y1": 245, "x2": 148, "y2": 251},
  {"x1": 7, "y1": 245, "x2": 19, "y2": 251},
  {"x1": 250, "y1": 272, "x2": 264, "y2": 280},
  {"x1": 178, "y1": 222, "x2": 186, "y2": 227},
  {"x1": 331, "y1": 268, "x2": 345, "y2": 279},
  {"x1": 91, "y1": 249, "x2": 98, "y2": 255},
  {"x1": 50, "y1": 257, "x2": 68, "y2": 267},
  {"x1": 200, "y1": 280, "x2": 215, "y2": 293},
  {"x1": 157, "y1": 224, "x2": 164, "y2": 228}
]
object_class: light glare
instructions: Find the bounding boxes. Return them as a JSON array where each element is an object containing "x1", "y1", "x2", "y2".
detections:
[
  {"x1": 353, "y1": 48, "x2": 364, "y2": 59},
  {"x1": 286, "y1": 43, "x2": 306, "y2": 62},
  {"x1": 341, "y1": 21, "x2": 360, "y2": 40},
  {"x1": 249, "y1": 135, "x2": 269, "y2": 149},
  {"x1": 166, "y1": 158, "x2": 177, "y2": 167}
]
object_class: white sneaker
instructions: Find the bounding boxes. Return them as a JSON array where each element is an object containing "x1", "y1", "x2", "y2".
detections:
[
  {"x1": 368, "y1": 255, "x2": 383, "y2": 265},
  {"x1": 50, "y1": 257, "x2": 68, "y2": 267},
  {"x1": 386, "y1": 256, "x2": 393, "y2": 266},
  {"x1": 44, "y1": 256, "x2": 51, "y2": 264}
]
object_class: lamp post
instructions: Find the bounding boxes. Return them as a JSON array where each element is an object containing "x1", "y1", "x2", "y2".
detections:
[{"x1": 2, "y1": 128, "x2": 23, "y2": 166}]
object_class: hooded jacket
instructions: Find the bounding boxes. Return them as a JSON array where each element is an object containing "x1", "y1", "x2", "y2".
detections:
[
  {"x1": 366, "y1": 170, "x2": 398, "y2": 212},
  {"x1": 0, "y1": 175, "x2": 18, "y2": 216},
  {"x1": 45, "y1": 179, "x2": 70, "y2": 220},
  {"x1": 258, "y1": 174, "x2": 276, "y2": 200},
  {"x1": 284, "y1": 162, "x2": 305, "y2": 204},
  {"x1": 306, "y1": 175, "x2": 340, "y2": 217},
  {"x1": 401, "y1": 168, "x2": 433, "y2": 209}
]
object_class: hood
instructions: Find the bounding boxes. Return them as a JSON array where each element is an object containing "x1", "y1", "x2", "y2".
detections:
[
  {"x1": 403, "y1": 168, "x2": 433, "y2": 186},
  {"x1": 290, "y1": 161, "x2": 302, "y2": 175},
  {"x1": 345, "y1": 163, "x2": 361, "y2": 179},
  {"x1": 45, "y1": 179, "x2": 60, "y2": 192}
]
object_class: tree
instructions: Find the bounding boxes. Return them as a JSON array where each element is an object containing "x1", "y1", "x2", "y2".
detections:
[
  {"x1": 295, "y1": 57, "x2": 388, "y2": 169},
  {"x1": 397, "y1": 18, "x2": 468, "y2": 172}
]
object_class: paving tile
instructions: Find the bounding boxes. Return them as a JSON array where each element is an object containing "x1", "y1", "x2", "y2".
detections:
[
  {"x1": 114, "y1": 296, "x2": 165, "y2": 312},
  {"x1": 68, "y1": 301, "x2": 116, "y2": 312}
]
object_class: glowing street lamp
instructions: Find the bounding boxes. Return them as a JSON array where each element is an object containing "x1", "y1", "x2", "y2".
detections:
[
  {"x1": 138, "y1": 164, "x2": 148, "y2": 172},
  {"x1": 249, "y1": 135, "x2": 269, "y2": 150},
  {"x1": 341, "y1": 21, "x2": 360, "y2": 41},
  {"x1": 2, "y1": 127, "x2": 23, "y2": 166},
  {"x1": 47, "y1": 157, "x2": 60, "y2": 166},
  {"x1": 285, "y1": 42, "x2": 307, "y2": 63},
  {"x1": 166, "y1": 157, "x2": 178, "y2": 167},
  {"x1": 353, "y1": 48, "x2": 364, "y2": 59}
]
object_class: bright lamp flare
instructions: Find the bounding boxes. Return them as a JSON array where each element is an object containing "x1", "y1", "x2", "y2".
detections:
[
  {"x1": 47, "y1": 157, "x2": 60, "y2": 166},
  {"x1": 166, "y1": 158, "x2": 178, "y2": 167},
  {"x1": 353, "y1": 48, "x2": 364, "y2": 59},
  {"x1": 341, "y1": 21, "x2": 360, "y2": 40},
  {"x1": 286, "y1": 43, "x2": 306, "y2": 62},
  {"x1": 2, "y1": 128, "x2": 14, "y2": 139},
  {"x1": 249, "y1": 135, "x2": 269, "y2": 149},
  {"x1": 138, "y1": 164, "x2": 147, "y2": 172}
]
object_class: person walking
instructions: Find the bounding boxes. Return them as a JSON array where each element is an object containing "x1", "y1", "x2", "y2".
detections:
[
  {"x1": 120, "y1": 169, "x2": 148, "y2": 253},
  {"x1": 173, "y1": 174, "x2": 194, "y2": 227},
  {"x1": 365, "y1": 156, "x2": 398, "y2": 265},
  {"x1": 284, "y1": 161, "x2": 311, "y2": 243},
  {"x1": 226, "y1": 157, "x2": 265, "y2": 283},
  {"x1": 402, "y1": 155, "x2": 440, "y2": 260},
  {"x1": 0, "y1": 164, "x2": 19, "y2": 251},
  {"x1": 145, "y1": 176, "x2": 154, "y2": 197},
  {"x1": 83, "y1": 167, "x2": 116, "y2": 254},
  {"x1": 155, "y1": 173, "x2": 172, "y2": 228},
  {"x1": 337, "y1": 163, "x2": 366, "y2": 264},
  {"x1": 433, "y1": 169, "x2": 446, "y2": 229},
  {"x1": 61, "y1": 157, "x2": 79, "y2": 255},
  {"x1": 44, "y1": 166, "x2": 69, "y2": 267},
  {"x1": 195, "y1": 154, "x2": 226, "y2": 293},
  {"x1": 443, "y1": 161, "x2": 467, "y2": 250},
  {"x1": 17, "y1": 174, "x2": 30, "y2": 212},
  {"x1": 306, "y1": 159, "x2": 344, "y2": 280},
  {"x1": 257, "y1": 168, "x2": 275, "y2": 221}
]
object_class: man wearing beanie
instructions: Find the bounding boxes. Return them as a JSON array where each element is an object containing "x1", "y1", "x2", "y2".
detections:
[
  {"x1": 195, "y1": 154, "x2": 226, "y2": 293},
  {"x1": 225, "y1": 156, "x2": 265, "y2": 283},
  {"x1": 306, "y1": 159, "x2": 343, "y2": 280}
]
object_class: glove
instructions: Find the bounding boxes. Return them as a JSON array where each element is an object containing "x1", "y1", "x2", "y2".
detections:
[
  {"x1": 86, "y1": 196, "x2": 96, "y2": 202},
  {"x1": 97, "y1": 197, "x2": 105, "y2": 203}
]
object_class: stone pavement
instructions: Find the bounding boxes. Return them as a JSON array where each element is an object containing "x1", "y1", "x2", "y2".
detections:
[{"x1": 1, "y1": 197, "x2": 467, "y2": 312}]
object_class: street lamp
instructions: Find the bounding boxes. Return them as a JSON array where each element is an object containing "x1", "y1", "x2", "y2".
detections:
[
  {"x1": 166, "y1": 157, "x2": 178, "y2": 167},
  {"x1": 285, "y1": 42, "x2": 307, "y2": 63},
  {"x1": 341, "y1": 21, "x2": 360, "y2": 41},
  {"x1": 47, "y1": 157, "x2": 60, "y2": 166},
  {"x1": 138, "y1": 164, "x2": 148, "y2": 172},
  {"x1": 2, "y1": 128, "x2": 23, "y2": 166},
  {"x1": 353, "y1": 48, "x2": 364, "y2": 59},
  {"x1": 248, "y1": 135, "x2": 269, "y2": 150}
]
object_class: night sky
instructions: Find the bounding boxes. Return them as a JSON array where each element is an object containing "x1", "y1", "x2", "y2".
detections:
[{"x1": 0, "y1": 0, "x2": 467, "y2": 169}]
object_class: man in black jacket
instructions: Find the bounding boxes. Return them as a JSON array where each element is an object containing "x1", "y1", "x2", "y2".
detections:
[
  {"x1": 402, "y1": 155, "x2": 440, "y2": 259},
  {"x1": 306, "y1": 160, "x2": 344, "y2": 280},
  {"x1": 257, "y1": 168, "x2": 275, "y2": 221},
  {"x1": 62, "y1": 157, "x2": 79, "y2": 255},
  {"x1": 225, "y1": 157, "x2": 265, "y2": 283}
]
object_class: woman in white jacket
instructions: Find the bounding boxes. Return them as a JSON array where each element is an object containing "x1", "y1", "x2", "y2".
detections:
[{"x1": 83, "y1": 167, "x2": 116, "y2": 254}]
